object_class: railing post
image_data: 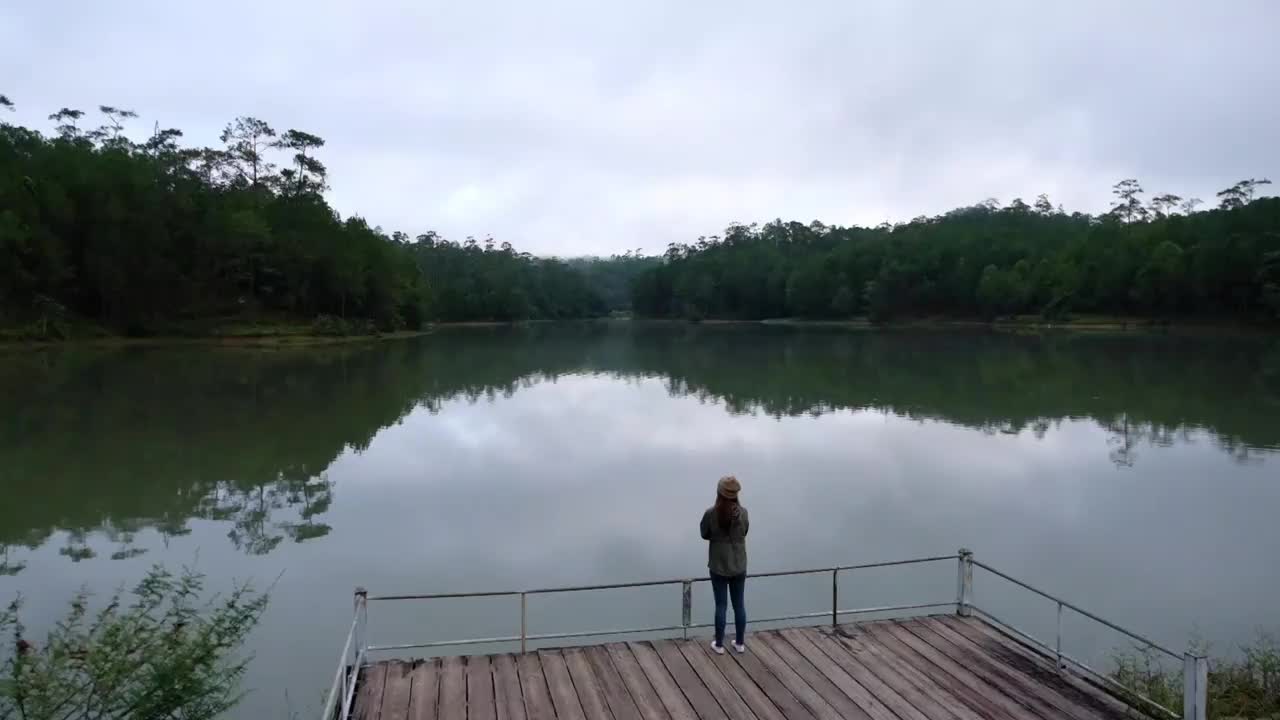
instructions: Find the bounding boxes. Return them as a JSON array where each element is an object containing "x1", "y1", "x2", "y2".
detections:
[
  {"x1": 832, "y1": 569, "x2": 839, "y2": 628},
  {"x1": 1183, "y1": 653, "x2": 1208, "y2": 720},
  {"x1": 681, "y1": 581, "x2": 692, "y2": 639},
  {"x1": 339, "y1": 667, "x2": 348, "y2": 718},
  {"x1": 354, "y1": 587, "x2": 367, "y2": 655},
  {"x1": 520, "y1": 592, "x2": 528, "y2": 654},
  {"x1": 955, "y1": 549, "x2": 973, "y2": 617},
  {"x1": 1055, "y1": 601, "x2": 1063, "y2": 671}
]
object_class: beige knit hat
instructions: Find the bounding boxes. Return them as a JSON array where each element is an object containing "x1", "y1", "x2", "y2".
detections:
[{"x1": 717, "y1": 475, "x2": 741, "y2": 500}]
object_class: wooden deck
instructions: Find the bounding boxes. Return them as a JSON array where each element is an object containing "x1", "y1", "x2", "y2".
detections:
[{"x1": 350, "y1": 616, "x2": 1148, "y2": 720}]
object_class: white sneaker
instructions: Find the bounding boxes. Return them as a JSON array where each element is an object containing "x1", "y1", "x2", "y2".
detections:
[
  {"x1": 733, "y1": 641, "x2": 746, "y2": 654},
  {"x1": 710, "y1": 641, "x2": 726, "y2": 655}
]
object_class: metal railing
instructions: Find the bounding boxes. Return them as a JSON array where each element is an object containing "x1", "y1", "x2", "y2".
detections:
[
  {"x1": 965, "y1": 556, "x2": 1207, "y2": 720},
  {"x1": 319, "y1": 590, "x2": 370, "y2": 720},
  {"x1": 320, "y1": 549, "x2": 1208, "y2": 720}
]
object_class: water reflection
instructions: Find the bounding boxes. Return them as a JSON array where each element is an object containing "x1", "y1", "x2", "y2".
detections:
[{"x1": 1, "y1": 324, "x2": 1277, "y2": 576}]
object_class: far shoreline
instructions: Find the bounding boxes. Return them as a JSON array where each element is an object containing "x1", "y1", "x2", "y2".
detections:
[
  {"x1": 3, "y1": 314, "x2": 1274, "y2": 350},
  {"x1": 649, "y1": 314, "x2": 1277, "y2": 334},
  {"x1": 0, "y1": 328, "x2": 437, "y2": 351}
]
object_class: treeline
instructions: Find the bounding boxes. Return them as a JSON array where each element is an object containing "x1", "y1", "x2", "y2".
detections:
[
  {"x1": 7, "y1": 96, "x2": 1278, "y2": 333},
  {"x1": 0, "y1": 97, "x2": 608, "y2": 337},
  {"x1": 632, "y1": 182, "x2": 1280, "y2": 322},
  {"x1": 567, "y1": 252, "x2": 662, "y2": 312},
  {"x1": 411, "y1": 233, "x2": 606, "y2": 321}
]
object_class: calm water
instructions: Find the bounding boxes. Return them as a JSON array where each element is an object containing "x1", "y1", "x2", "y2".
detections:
[{"x1": 3, "y1": 325, "x2": 1279, "y2": 718}]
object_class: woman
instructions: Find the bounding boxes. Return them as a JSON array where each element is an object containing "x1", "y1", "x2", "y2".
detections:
[{"x1": 699, "y1": 475, "x2": 748, "y2": 654}]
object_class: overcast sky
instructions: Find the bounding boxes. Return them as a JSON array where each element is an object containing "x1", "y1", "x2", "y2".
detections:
[{"x1": 3, "y1": 1, "x2": 1279, "y2": 256}]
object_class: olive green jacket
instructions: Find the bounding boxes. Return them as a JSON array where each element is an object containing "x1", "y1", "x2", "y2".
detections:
[{"x1": 700, "y1": 505, "x2": 749, "y2": 577}]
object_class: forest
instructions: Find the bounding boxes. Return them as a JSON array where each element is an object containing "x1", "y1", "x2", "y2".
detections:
[
  {"x1": 0, "y1": 97, "x2": 619, "y2": 339},
  {"x1": 632, "y1": 182, "x2": 1280, "y2": 322},
  {"x1": 4, "y1": 96, "x2": 1279, "y2": 338}
]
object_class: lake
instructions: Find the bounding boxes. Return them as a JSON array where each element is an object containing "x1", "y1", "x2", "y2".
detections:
[{"x1": 2, "y1": 324, "x2": 1278, "y2": 718}]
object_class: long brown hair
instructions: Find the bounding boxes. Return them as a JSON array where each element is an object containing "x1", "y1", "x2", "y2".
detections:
[{"x1": 714, "y1": 493, "x2": 739, "y2": 532}]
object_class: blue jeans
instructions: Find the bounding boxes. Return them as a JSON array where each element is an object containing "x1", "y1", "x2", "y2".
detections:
[{"x1": 710, "y1": 573, "x2": 746, "y2": 646}]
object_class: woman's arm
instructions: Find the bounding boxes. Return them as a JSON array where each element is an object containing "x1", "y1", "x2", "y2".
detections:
[
  {"x1": 700, "y1": 509, "x2": 712, "y2": 540},
  {"x1": 740, "y1": 507, "x2": 749, "y2": 536}
]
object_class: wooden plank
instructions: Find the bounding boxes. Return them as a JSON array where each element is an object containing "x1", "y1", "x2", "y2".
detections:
[
  {"x1": 540, "y1": 648, "x2": 588, "y2": 717},
  {"x1": 468, "y1": 655, "x2": 498, "y2": 720},
  {"x1": 382, "y1": 661, "x2": 417, "y2": 720},
  {"x1": 880, "y1": 620, "x2": 1054, "y2": 719},
  {"x1": 541, "y1": 650, "x2": 589, "y2": 720},
  {"x1": 749, "y1": 633, "x2": 862, "y2": 720},
  {"x1": 941, "y1": 617, "x2": 1142, "y2": 719},
  {"x1": 862, "y1": 622, "x2": 1038, "y2": 720},
  {"x1": 565, "y1": 648, "x2": 617, "y2": 720},
  {"x1": 607, "y1": 643, "x2": 676, "y2": 720},
  {"x1": 922, "y1": 618, "x2": 1132, "y2": 720},
  {"x1": 774, "y1": 629, "x2": 899, "y2": 720},
  {"x1": 724, "y1": 645, "x2": 817, "y2": 720},
  {"x1": 907, "y1": 619, "x2": 1113, "y2": 720},
  {"x1": 790, "y1": 629, "x2": 933, "y2": 720},
  {"x1": 519, "y1": 652, "x2": 558, "y2": 720},
  {"x1": 677, "y1": 641, "x2": 759, "y2": 720},
  {"x1": 831, "y1": 629, "x2": 984, "y2": 720},
  {"x1": 651, "y1": 640, "x2": 728, "y2": 720},
  {"x1": 692, "y1": 642, "x2": 789, "y2": 720},
  {"x1": 585, "y1": 646, "x2": 645, "y2": 720},
  {"x1": 354, "y1": 663, "x2": 389, "y2": 720},
  {"x1": 439, "y1": 656, "x2": 469, "y2": 720},
  {"x1": 492, "y1": 655, "x2": 527, "y2": 720},
  {"x1": 801, "y1": 628, "x2": 953, "y2": 720},
  {"x1": 410, "y1": 659, "x2": 442, "y2": 720},
  {"x1": 627, "y1": 641, "x2": 700, "y2": 720}
]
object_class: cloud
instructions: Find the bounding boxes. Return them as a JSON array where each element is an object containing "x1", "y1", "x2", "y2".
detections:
[{"x1": 3, "y1": 0, "x2": 1279, "y2": 255}]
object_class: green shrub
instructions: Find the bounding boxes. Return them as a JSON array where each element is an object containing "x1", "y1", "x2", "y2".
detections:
[
  {"x1": 1109, "y1": 645, "x2": 1185, "y2": 714},
  {"x1": 311, "y1": 314, "x2": 351, "y2": 336},
  {"x1": 1109, "y1": 631, "x2": 1280, "y2": 719},
  {"x1": 1, "y1": 565, "x2": 269, "y2": 720},
  {"x1": 311, "y1": 315, "x2": 381, "y2": 337}
]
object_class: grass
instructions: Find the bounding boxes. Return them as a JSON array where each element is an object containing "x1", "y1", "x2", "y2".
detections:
[
  {"x1": 1108, "y1": 631, "x2": 1280, "y2": 719},
  {"x1": 209, "y1": 321, "x2": 314, "y2": 337}
]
